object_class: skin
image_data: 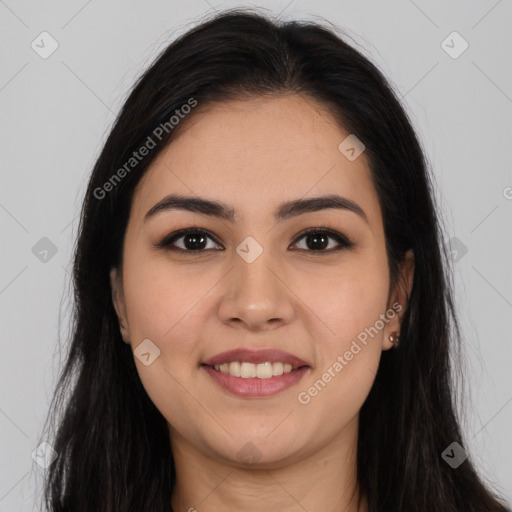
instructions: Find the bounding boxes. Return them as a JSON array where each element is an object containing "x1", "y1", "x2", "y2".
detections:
[{"x1": 110, "y1": 94, "x2": 414, "y2": 512}]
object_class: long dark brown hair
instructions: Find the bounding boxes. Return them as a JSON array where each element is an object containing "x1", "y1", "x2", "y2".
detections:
[{"x1": 39, "y1": 8, "x2": 510, "y2": 512}]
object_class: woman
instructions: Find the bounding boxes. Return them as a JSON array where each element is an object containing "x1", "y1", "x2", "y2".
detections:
[{"x1": 39, "y1": 8, "x2": 511, "y2": 512}]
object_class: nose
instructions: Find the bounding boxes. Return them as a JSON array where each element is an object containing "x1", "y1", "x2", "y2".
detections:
[{"x1": 218, "y1": 247, "x2": 296, "y2": 331}]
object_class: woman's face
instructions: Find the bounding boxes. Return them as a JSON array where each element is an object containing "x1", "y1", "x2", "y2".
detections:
[{"x1": 111, "y1": 94, "x2": 413, "y2": 467}]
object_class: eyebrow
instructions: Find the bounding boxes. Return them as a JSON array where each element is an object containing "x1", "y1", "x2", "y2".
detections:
[{"x1": 144, "y1": 194, "x2": 369, "y2": 225}]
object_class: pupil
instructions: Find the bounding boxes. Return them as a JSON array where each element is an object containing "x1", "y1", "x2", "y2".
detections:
[
  {"x1": 185, "y1": 233, "x2": 207, "y2": 250},
  {"x1": 308, "y1": 233, "x2": 328, "y2": 250}
]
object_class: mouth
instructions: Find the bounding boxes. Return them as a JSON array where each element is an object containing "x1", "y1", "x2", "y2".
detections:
[
  {"x1": 200, "y1": 347, "x2": 311, "y2": 398},
  {"x1": 200, "y1": 363, "x2": 310, "y2": 398}
]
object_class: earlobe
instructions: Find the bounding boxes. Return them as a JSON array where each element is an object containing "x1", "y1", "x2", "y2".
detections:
[{"x1": 110, "y1": 267, "x2": 130, "y2": 344}]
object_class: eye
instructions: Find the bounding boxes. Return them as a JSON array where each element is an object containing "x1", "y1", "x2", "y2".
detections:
[
  {"x1": 290, "y1": 226, "x2": 354, "y2": 253},
  {"x1": 155, "y1": 226, "x2": 354, "y2": 254},
  {"x1": 155, "y1": 228, "x2": 223, "y2": 253}
]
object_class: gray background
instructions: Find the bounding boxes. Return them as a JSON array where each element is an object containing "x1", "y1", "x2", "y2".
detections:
[{"x1": 0, "y1": 1, "x2": 511, "y2": 510}]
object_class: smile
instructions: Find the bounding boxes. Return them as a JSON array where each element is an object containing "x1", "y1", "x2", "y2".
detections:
[
  {"x1": 211, "y1": 361, "x2": 298, "y2": 379},
  {"x1": 201, "y1": 363, "x2": 310, "y2": 398}
]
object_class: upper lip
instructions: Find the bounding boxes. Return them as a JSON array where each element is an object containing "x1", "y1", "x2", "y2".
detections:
[{"x1": 202, "y1": 348, "x2": 310, "y2": 367}]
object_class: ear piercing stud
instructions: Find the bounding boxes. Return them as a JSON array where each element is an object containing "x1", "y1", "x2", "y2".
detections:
[{"x1": 389, "y1": 332, "x2": 400, "y2": 349}]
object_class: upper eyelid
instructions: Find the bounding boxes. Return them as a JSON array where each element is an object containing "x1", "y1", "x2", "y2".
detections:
[
  {"x1": 157, "y1": 227, "x2": 221, "y2": 247},
  {"x1": 156, "y1": 226, "x2": 352, "y2": 250}
]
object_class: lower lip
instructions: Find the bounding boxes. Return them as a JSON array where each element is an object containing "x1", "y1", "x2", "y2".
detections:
[{"x1": 201, "y1": 365, "x2": 310, "y2": 398}]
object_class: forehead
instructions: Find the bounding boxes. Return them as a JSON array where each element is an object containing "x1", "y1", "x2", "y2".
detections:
[{"x1": 132, "y1": 94, "x2": 381, "y2": 228}]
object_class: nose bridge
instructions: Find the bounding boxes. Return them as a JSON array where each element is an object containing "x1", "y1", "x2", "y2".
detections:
[
  {"x1": 219, "y1": 237, "x2": 295, "y2": 328},
  {"x1": 233, "y1": 239, "x2": 279, "y2": 302}
]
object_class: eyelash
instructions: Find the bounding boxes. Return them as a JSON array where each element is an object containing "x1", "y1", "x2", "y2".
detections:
[{"x1": 155, "y1": 225, "x2": 354, "y2": 255}]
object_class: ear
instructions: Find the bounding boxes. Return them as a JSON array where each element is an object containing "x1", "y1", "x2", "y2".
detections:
[
  {"x1": 110, "y1": 267, "x2": 130, "y2": 344},
  {"x1": 383, "y1": 248, "x2": 414, "y2": 350}
]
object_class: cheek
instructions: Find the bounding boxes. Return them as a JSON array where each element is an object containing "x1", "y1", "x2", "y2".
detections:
[
  {"x1": 301, "y1": 252, "x2": 390, "y2": 341},
  {"x1": 298, "y1": 251, "x2": 389, "y2": 407},
  {"x1": 120, "y1": 257, "x2": 211, "y2": 426},
  {"x1": 121, "y1": 253, "x2": 217, "y2": 374},
  {"x1": 295, "y1": 266, "x2": 388, "y2": 422},
  {"x1": 123, "y1": 237, "x2": 390, "y2": 354}
]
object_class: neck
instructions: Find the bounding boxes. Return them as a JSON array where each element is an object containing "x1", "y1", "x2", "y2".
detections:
[{"x1": 169, "y1": 415, "x2": 366, "y2": 512}]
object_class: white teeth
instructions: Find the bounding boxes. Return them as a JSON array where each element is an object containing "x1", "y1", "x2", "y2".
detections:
[
  {"x1": 256, "y1": 362, "x2": 273, "y2": 379},
  {"x1": 213, "y1": 361, "x2": 299, "y2": 379},
  {"x1": 272, "y1": 362, "x2": 284, "y2": 376},
  {"x1": 228, "y1": 361, "x2": 241, "y2": 377},
  {"x1": 240, "y1": 362, "x2": 257, "y2": 378}
]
